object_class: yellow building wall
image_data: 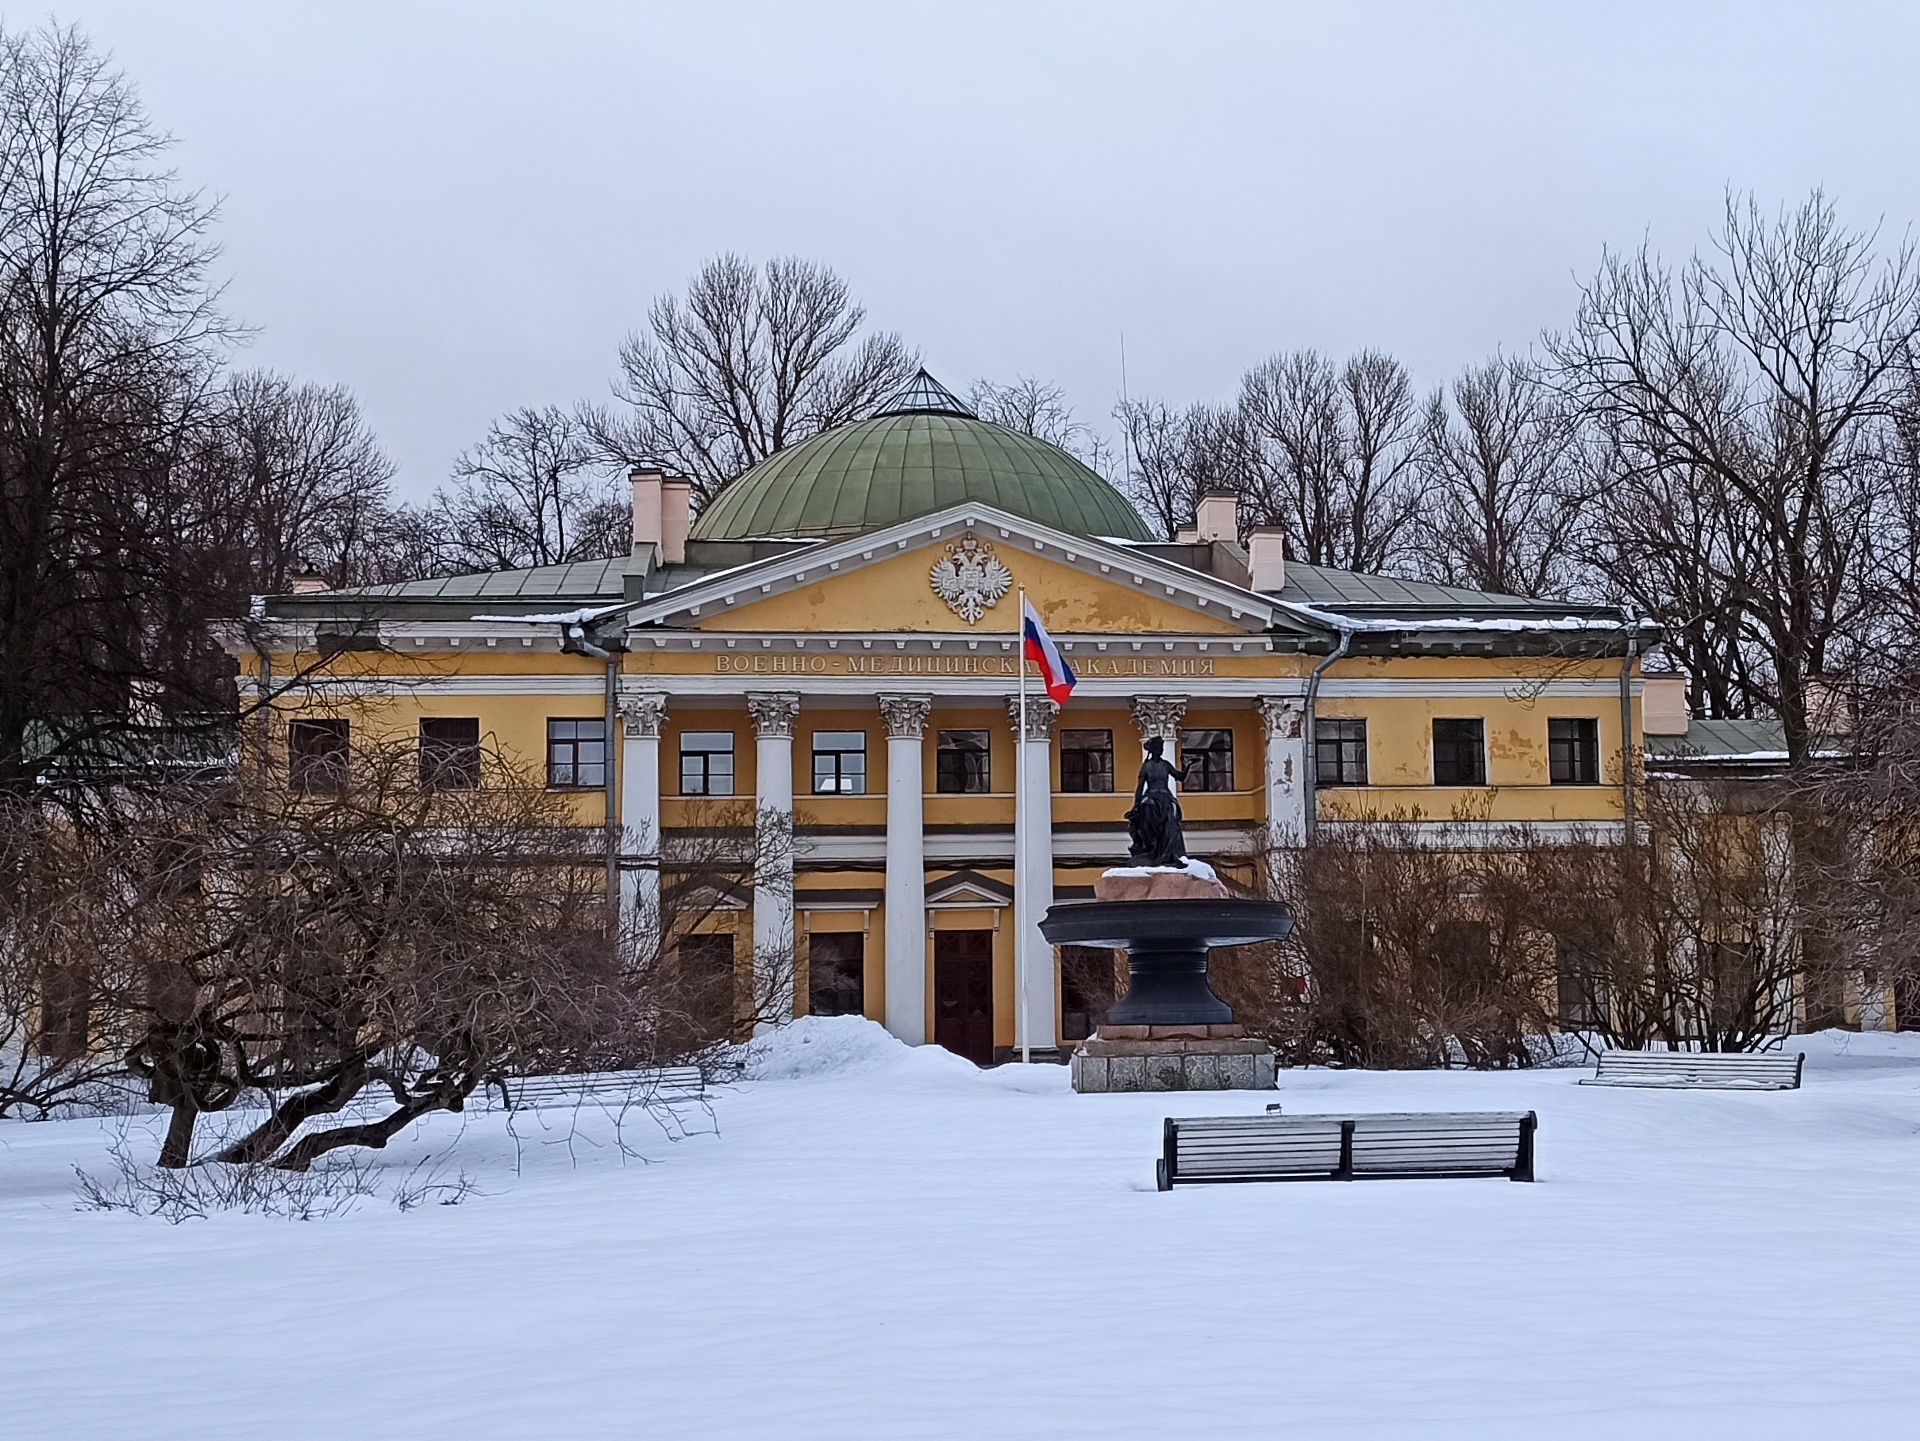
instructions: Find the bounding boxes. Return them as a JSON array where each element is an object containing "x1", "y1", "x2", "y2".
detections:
[{"x1": 701, "y1": 545, "x2": 1246, "y2": 636}]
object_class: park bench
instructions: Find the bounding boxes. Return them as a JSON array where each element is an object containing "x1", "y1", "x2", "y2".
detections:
[
  {"x1": 1579, "y1": 1049, "x2": 1804, "y2": 1090},
  {"x1": 1156, "y1": 1110, "x2": 1537, "y2": 1190},
  {"x1": 482, "y1": 1065, "x2": 711, "y2": 1112}
]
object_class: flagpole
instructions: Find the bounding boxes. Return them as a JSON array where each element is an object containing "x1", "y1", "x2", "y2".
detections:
[{"x1": 1016, "y1": 586, "x2": 1030, "y2": 1065}]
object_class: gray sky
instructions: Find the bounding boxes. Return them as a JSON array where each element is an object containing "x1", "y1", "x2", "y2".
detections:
[{"x1": 42, "y1": 1, "x2": 1920, "y2": 498}]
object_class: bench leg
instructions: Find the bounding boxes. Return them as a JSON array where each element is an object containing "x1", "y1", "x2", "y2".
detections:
[
  {"x1": 1156, "y1": 1157, "x2": 1171, "y2": 1192},
  {"x1": 1335, "y1": 1120, "x2": 1354, "y2": 1181},
  {"x1": 1510, "y1": 1113, "x2": 1536, "y2": 1182}
]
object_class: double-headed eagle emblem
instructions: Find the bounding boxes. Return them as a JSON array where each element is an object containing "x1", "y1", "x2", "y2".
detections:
[{"x1": 929, "y1": 535, "x2": 1013, "y2": 624}]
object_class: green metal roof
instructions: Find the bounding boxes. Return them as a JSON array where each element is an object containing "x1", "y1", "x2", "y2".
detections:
[
  {"x1": 1276, "y1": 562, "x2": 1561, "y2": 612},
  {"x1": 688, "y1": 400, "x2": 1154, "y2": 545}
]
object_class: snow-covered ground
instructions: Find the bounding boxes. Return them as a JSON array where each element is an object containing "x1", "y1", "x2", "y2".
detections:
[{"x1": 7, "y1": 1021, "x2": 1920, "y2": 1439}]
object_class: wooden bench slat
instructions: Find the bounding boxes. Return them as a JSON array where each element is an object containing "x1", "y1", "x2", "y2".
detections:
[{"x1": 1581, "y1": 1051, "x2": 1804, "y2": 1091}]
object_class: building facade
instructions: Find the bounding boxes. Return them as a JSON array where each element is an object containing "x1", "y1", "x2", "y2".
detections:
[{"x1": 232, "y1": 374, "x2": 1651, "y2": 1061}]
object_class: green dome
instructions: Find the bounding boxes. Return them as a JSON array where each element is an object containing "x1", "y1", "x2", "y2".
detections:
[{"x1": 688, "y1": 372, "x2": 1153, "y2": 544}]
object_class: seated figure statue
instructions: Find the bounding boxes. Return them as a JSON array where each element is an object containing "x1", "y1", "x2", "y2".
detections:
[{"x1": 1125, "y1": 735, "x2": 1192, "y2": 868}]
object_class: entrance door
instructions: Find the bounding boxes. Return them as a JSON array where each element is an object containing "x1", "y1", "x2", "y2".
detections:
[{"x1": 934, "y1": 929, "x2": 995, "y2": 1066}]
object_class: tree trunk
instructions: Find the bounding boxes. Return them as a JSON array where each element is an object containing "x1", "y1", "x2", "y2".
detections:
[{"x1": 157, "y1": 1103, "x2": 198, "y2": 1169}]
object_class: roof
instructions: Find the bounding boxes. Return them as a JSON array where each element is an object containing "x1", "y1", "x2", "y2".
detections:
[
  {"x1": 305, "y1": 556, "x2": 631, "y2": 605},
  {"x1": 688, "y1": 374, "x2": 1153, "y2": 545},
  {"x1": 873, "y1": 368, "x2": 977, "y2": 418},
  {"x1": 1646, "y1": 717, "x2": 1790, "y2": 764},
  {"x1": 1274, "y1": 562, "x2": 1559, "y2": 613}
]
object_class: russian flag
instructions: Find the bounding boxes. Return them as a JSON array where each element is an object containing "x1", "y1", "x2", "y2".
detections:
[{"x1": 1022, "y1": 597, "x2": 1077, "y2": 705}]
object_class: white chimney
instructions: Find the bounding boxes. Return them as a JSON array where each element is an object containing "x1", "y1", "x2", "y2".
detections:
[
  {"x1": 1248, "y1": 527, "x2": 1286, "y2": 593},
  {"x1": 1194, "y1": 491, "x2": 1238, "y2": 543},
  {"x1": 1641, "y1": 675, "x2": 1689, "y2": 736},
  {"x1": 630, "y1": 466, "x2": 665, "y2": 557},
  {"x1": 661, "y1": 475, "x2": 691, "y2": 566}
]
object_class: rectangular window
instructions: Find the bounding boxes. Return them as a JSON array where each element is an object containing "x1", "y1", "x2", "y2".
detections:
[
  {"x1": 1060, "y1": 730, "x2": 1114, "y2": 793},
  {"x1": 546, "y1": 718, "x2": 606, "y2": 789},
  {"x1": 1432, "y1": 718, "x2": 1486, "y2": 786},
  {"x1": 1549, "y1": 717, "x2": 1601, "y2": 785},
  {"x1": 812, "y1": 730, "x2": 867, "y2": 795},
  {"x1": 288, "y1": 718, "x2": 349, "y2": 794},
  {"x1": 1180, "y1": 728, "x2": 1234, "y2": 792},
  {"x1": 936, "y1": 730, "x2": 991, "y2": 793},
  {"x1": 419, "y1": 717, "x2": 481, "y2": 791},
  {"x1": 808, "y1": 932, "x2": 866, "y2": 1018},
  {"x1": 1314, "y1": 718, "x2": 1368, "y2": 787},
  {"x1": 679, "y1": 730, "x2": 736, "y2": 797}
]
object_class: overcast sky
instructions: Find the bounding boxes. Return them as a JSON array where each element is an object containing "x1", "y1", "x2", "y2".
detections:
[{"x1": 40, "y1": 1, "x2": 1920, "y2": 497}]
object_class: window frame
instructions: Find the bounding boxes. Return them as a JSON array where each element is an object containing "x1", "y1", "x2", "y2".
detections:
[
  {"x1": 545, "y1": 717, "x2": 607, "y2": 790},
  {"x1": 935, "y1": 729, "x2": 992, "y2": 794},
  {"x1": 811, "y1": 729, "x2": 868, "y2": 796},
  {"x1": 679, "y1": 730, "x2": 737, "y2": 797},
  {"x1": 1059, "y1": 729, "x2": 1115, "y2": 794},
  {"x1": 419, "y1": 717, "x2": 482, "y2": 791},
  {"x1": 1548, "y1": 717, "x2": 1601, "y2": 786},
  {"x1": 288, "y1": 717, "x2": 350, "y2": 795},
  {"x1": 1179, "y1": 727, "x2": 1235, "y2": 793},
  {"x1": 1314, "y1": 717, "x2": 1368, "y2": 787},
  {"x1": 1431, "y1": 717, "x2": 1487, "y2": 787}
]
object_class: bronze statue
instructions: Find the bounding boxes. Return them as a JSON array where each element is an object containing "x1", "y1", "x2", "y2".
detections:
[{"x1": 1126, "y1": 735, "x2": 1192, "y2": 867}]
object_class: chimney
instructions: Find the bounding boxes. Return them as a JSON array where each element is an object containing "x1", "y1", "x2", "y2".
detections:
[
  {"x1": 1641, "y1": 674, "x2": 1690, "y2": 736},
  {"x1": 1804, "y1": 675, "x2": 1852, "y2": 738},
  {"x1": 661, "y1": 474, "x2": 691, "y2": 566},
  {"x1": 630, "y1": 466, "x2": 665, "y2": 559},
  {"x1": 289, "y1": 570, "x2": 330, "y2": 594},
  {"x1": 1248, "y1": 528, "x2": 1286, "y2": 593},
  {"x1": 1194, "y1": 491, "x2": 1239, "y2": 543}
]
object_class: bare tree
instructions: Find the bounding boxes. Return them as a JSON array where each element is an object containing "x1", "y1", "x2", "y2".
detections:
[
  {"x1": 121, "y1": 735, "x2": 616, "y2": 1170},
  {"x1": 589, "y1": 254, "x2": 916, "y2": 509},
  {"x1": 1238, "y1": 349, "x2": 1423, "y2": 573},
  {"x1": 968, "y1": 376, "x2": 1111, "y2": 469},
  {"x1": 434, "y1": 404, "x2": 626, "y2": 571},
  {"x1": 1113, "y1": 398, "x2": 1245, "y2": 540},
  {"x1": 1412, "y1": 356, "x2": 1585, "y2": 598},
  {"x1": 0, "y1": 23, "x2": 231, "y2": 796},
  {"x1": 1552, "y1": 191, "x2": 1920, "y2": 759},
  {"x1": 187, "y1": 370, "x2": 398, "y2": 595}
]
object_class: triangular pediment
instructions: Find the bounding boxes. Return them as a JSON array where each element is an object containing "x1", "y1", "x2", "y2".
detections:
[{"x1": 625, "y1": 504, "x2": 1316, "y2": 640}]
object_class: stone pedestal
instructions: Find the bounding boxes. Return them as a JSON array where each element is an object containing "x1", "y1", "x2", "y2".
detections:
[{"x1": 1070, "y1": 1023, "x2": 1277, "y2": 1093}]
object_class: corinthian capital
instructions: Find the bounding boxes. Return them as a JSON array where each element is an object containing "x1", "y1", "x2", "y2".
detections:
[
  {"x1": 877, "y1": 693, "x2": 933, "y2": 739},
  {"x1": 1257, "y1": 696, "x2": 1305, "y2": 740},
  {"x1": 1130, "y1": 694, "x2": 1188, "y2": 743},
  {"x1": 1004, "y1": 694, "x2": 1059, "y2": 742},
  {"x1": 617, "y1": 689, "x2": 668, "y2": 739},
  {"x1": 746, "y1": 691, "x2": 801, "y2": 739}
]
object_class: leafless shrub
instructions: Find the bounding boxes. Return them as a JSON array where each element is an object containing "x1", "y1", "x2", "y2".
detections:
[{"x1": 73, "y1": 1120, "x2": 478, "y2": 1221}]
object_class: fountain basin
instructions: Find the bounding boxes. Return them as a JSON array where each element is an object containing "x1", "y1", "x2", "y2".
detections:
[{"x1": 1040, "y1": 897, "x2": 1293, "y2": 1027}]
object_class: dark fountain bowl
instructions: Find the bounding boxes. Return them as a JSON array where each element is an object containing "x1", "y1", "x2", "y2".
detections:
[{"x1": 1040, "y1": 897, "x2": 1294, "y2": 1027}]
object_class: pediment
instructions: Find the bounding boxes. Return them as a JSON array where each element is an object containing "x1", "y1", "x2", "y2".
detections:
[
  {"x1": 926, "y1": 870, "x2": 1014, "y2": 908},
  {"x1": 626, "y1": 504, "x2": 1314, "y2": 640}
]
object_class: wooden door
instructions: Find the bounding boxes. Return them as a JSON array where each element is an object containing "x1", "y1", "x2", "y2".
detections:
[{"x1": 934, "y1": 929, "x2": 995, "y2": 1066}]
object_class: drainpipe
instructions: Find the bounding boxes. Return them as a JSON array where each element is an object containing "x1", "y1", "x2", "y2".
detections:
[
  {"x1": 1301, "y1": 626, "x2": 1354, "y2": 845},
  {"x1": 604, "y1": 656, "x2": 620, "y2": 926},
  {"x1": 1619, "y1": 612, "x2": 1639, "y2": 840}
]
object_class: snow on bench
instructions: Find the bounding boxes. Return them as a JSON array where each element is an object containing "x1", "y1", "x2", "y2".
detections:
[
  {"x1": 1156, "y1": 1111, "x2": 1537, "y2": 1190},
  {"x1": 481, "y1": 1065, "x2": 712, "y2": 1112},
  {"x1": 1579, "y1": 1050, "x2": 1804, "y2": 1090}
]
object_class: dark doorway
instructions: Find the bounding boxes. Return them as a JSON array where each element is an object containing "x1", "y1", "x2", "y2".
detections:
[{"x1": 934, "y1": 929, "x2": 995, "y2": 1066}]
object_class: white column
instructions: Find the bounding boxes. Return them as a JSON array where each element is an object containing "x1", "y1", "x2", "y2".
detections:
[
  {"x1": 616, "y1": 689, "x2": 667, "y2": 946},
  {"x1": 1258, "y1": 697, "x2": 1308, "y2": 849},
  {"x1": 1009, "y1": 694, "x2": 1059, "y2": 1056},
  {"x1": 747, "y1": 692, "x2": 799, "y2": 1029},
  {"x1": 878, "y1": 694, "x2": 932, "y2": 1044}
]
